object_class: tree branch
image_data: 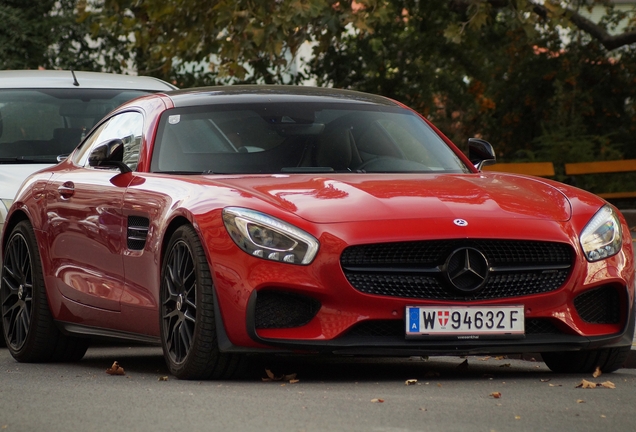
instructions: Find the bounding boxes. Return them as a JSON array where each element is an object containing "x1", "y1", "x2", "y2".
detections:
[{"x1": 450, "y1": 0, "x2": 636, "y2": 50}]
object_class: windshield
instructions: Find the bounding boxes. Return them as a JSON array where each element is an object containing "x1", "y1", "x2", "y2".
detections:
[
  {"x1": 150, "y1": 102, "x2": 469, "y2": 174},
  {"x1": 0, "y1": 88, "x2": 151, "y2": 163}
]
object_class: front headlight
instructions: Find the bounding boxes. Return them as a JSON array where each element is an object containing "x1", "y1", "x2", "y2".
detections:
[
  {"x1": 223, "y1": 207, "x2": 319, "y2": 265},
  {"x1": 580, "y1": 205, "x2": 622, "y2": 262}
]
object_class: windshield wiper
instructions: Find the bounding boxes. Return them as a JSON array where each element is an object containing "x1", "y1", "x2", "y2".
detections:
[{"x1": 281, "y1": 167, "x2": 335, "y2": 173}]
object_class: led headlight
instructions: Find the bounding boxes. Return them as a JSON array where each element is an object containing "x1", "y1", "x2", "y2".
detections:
[
  {"x1": 222, "y1": 207, "x2": 319, "y2": 265},
  {"x1": 580, "y1": 205, "x2": 622, "y2": 262}
]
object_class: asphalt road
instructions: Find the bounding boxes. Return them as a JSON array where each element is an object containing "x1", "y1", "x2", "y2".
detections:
[{"x1": 1, "y1": 345, "x2": 636, "y2": 432}]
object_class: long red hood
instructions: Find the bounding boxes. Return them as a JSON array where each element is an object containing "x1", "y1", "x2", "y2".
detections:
[{"x1": 212, "y1": 173, "x2": 571, "y2": 224}]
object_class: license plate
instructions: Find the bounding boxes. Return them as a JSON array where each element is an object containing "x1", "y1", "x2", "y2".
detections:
[{"x1": 406, "y1": 306, "x2": 524, "y2": 338}]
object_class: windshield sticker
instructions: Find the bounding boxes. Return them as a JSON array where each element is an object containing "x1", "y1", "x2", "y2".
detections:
[{"x1": 168, "y1": 115, "x2": 181, "y2": 125}]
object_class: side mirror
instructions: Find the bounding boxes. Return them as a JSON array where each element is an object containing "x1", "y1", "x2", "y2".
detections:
[
  {"x1": 88, "y1": 139, "x2": 132, "y2": 174},
  {"x1": 468, "y1": 138, "x2": 496, "y2": 170}
]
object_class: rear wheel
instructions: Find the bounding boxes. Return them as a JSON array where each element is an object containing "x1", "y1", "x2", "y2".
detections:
[
  {"x1": 542, "y1": 346, "x2": 631, "y2": 373},
  {"x1": 1, "y1": 221, "x2": 88, "y2": 362},
  {"x1": 160, "y1": 225, "x2": 245, "y2": 380}
]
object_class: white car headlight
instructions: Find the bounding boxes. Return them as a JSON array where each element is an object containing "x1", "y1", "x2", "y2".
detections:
[
  {"x1": 223, "y1": 207, "x2": 319, "y2": 265},
  {"x1": 580, "y1": 205, "x2": 622, "y2": 262}
]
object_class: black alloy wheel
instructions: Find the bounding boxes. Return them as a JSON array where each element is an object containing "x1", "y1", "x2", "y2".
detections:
[
  {"x1": 1, "y1": 220, "x2": 88, "y2": 362},
  {"x1": 160, "y1": 225, "x2": 246, "y2": 380},
  {"x1": 1, "y1": 228, "x2": 33, "y2": 351}
]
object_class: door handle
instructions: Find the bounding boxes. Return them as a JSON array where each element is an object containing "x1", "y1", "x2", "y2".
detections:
[{"x1": 58, "y1": 181, "x2": 75, "y2": 199}]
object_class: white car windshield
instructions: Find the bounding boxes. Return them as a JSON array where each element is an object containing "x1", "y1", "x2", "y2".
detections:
[{"x1": 0, "y1": 88, "x2": 150, "y2": 163}]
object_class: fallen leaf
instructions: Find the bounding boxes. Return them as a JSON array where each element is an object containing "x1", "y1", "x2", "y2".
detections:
[
  {"x1": 576, "y1": 379, "x2": 616, "y2": 389},
  {"x1": 515, "y1": 415, "x2": 521, "y2": 420},
  {"x1": 371, "y1": 398, "x2": 384, "y2": 403},
  {"x1": 437, "y1": 383, "x2": 443, "y2": 388},
  {"x1": 499, "y1": 363, "x2": 511, "y2": 368},
  {"x1": 457, "y1": 359, "x2": 469, "y2": 370},
  {"x1": 490, "y1": 392, "x2": 502, "y2": 399},
  {"x1": 549, "y1": 383, "x2": 562, "y2": 387},
  {"x1": 289, "y1": 379, "x2": 300, "y2": 384},
  {"x1": 158, "y1": 376, "x2": 168, "y2": 381},
  {"x1": 262, "y1": 369, "x2": 297, "y2": 382},
  {"x1": 419, "y1": 407, "x2": 427, "y2": 411},
  {"x1": 105, "y1": 361, "x2": 125, "y2": 376},
  {"x1": 480, "y1": 356, "x2": 491, "y2": 361},
  {"x1": 600, "y1": 381, "x2": 615, "y2": 389},
  {"x1": 576, "y1": 379, "x2": 597, "y2": 389},
  {"x1": 495, "y1": 356, "x2": 506, "y2": 360},
  {"x1": 540, "y1": 379, "x2": 551, "y2": 382},
  {"x1": 593, "y1": 366, "x2": 602, "y2": 378},
  {"x1": 577, "y1": 399, "x2": 585, "y2": 404},
  {"x1": 405, "y1": 379, "x2": 418, "y2": 385}
]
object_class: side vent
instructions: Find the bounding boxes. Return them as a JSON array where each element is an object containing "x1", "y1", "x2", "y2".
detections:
[{"x1": 127, "y1": 216, "x2": 150, "y2": 250}]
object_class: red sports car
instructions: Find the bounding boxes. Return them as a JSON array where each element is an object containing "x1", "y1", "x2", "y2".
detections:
[{"x1": 1, "y1": 86, "x2": 634, "y2": 379}]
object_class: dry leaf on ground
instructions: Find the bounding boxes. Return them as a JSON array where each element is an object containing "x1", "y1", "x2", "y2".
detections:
[
  {"x1": 371, "y1": 398, "x2": 385, "y2": 403},
  {"x1": 405, "y1": 379, "x2": 418, "y2": 385},
  {"x1": 593, "y1": 366, "x2": 602, "y2": 378},
  {"x1": 105, "y1": 361, "x2": 125, "y2": 376},
  {"x1": 490, "y1": 392, "x2": 502, "y2": 399},
  {"x1": 158, "y1": 376, "x2": 168, "y2": 381},
  {"x1": 576, "y1": 379, "x2": 616, "y2": 389},
  {"x1": 262, "y1": 369, "x2": 298, "y2": 382},
  {"x1": 577, "y1": 399, "x2": 586, "y2": 404},
  {"x1": 600, "y1": 381, "x2": 616, "y2": 389}
]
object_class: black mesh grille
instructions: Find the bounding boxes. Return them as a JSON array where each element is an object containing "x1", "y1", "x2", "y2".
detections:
[
  {"x1": 574, "y1": 286, "x2": 621, "y2": 324},
  {"x1": 254, "y1": 291, "x2": 321, "y2": 329},
  {"x1": 127, "y1": 216, "x2": 149, "y2": 250},
  {"x1": 343, "y1": 318, "x2": 562, "y2": 338},
  {"x1": 525, "y1": 318, "x2": 562, "y2": 334},
  {"x1": 341, "y1": 240, "x2": 573, "y2": 300}
]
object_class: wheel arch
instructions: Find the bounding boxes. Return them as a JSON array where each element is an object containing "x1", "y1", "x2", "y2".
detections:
[
  {"x1": 159, "y1": 216, "x2": 192, "y2": 267},
  {"x1": 2, "y1": 210, "x2": 30, "y2": 256}
]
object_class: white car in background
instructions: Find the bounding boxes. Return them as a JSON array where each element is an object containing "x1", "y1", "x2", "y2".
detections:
[{"x1": 0, "y1": 70, "x2": 176, "y2": 242}]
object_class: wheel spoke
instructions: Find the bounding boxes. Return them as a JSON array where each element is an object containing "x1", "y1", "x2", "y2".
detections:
[
  {"x1": 1, "y1": 233, "x2": 33, "y2": 350},
  {"x1": 162, "y1": 237, "x2": 200, "y2": 365}
]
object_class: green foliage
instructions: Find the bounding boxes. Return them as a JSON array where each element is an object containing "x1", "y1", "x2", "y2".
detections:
[{"x1": 87, "y1": 0, "x2": 391, "y2": 86}]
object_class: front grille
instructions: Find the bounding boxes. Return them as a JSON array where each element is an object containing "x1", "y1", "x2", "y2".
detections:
[
  {"x1": 341, "y1": 240, "x2": 573, "y2": 300},
  {"x1": 574, "y1": 286, "x2": 620, "y2": 324},
  {"x1": 254, "y1": 291, "x2": 321, "y2": 329},
  {"x1": 343, "y1": 318, "x2": 562, "y2": 338}
]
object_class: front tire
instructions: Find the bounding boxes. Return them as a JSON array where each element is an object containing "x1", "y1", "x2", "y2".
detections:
[
  {"x1": 1, "y1": 220, "x2": 88, "y2": 362},
  {"x1": 542, "y1": 346, "x2": 631, "y2": 373},
  {"x1": 160, "y1": 225, "x2": 245, "y2": 380}
]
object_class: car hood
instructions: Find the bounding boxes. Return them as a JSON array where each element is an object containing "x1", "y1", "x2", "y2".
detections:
[
  {"x1": 0, "y1": 164, "x2": 54, "y2": 200},
  {"x1": 213, "y1": 173, "x2": 571, "y2": 223}
]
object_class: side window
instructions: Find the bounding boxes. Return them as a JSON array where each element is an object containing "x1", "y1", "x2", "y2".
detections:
[{"x1": 73, "y1": 111, "x2": 144, "y2": 171}]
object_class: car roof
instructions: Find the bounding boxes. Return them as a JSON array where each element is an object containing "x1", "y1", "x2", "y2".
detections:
[
  {"x1": 162, "y1": 85, "x2": 400, "y2": 108},
  {"x1": 0, "y1": 70, "x2": 177, "y2": 91}
]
